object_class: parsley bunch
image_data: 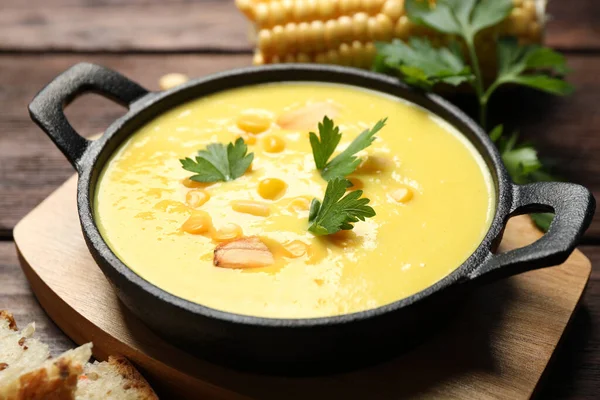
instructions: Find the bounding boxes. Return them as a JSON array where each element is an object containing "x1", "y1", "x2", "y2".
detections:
[{"x1": 373, "y1": 0, "x2": 573, "y2": 231}]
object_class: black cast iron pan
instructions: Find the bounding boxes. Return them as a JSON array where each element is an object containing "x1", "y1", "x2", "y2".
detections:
[{"x1": 29, "y1": 63, "x2": 595, "y2": 373}]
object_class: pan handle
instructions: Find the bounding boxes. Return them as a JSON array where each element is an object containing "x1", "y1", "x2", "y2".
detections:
[
  {"x1": 469, "y1": 182, "x2": 595, "y2": 281},
  {"x1": 29, "y1": 62, "x2": 149, "y2": 172}
]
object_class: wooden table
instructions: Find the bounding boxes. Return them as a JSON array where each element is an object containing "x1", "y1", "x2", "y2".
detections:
[{"x1": 0, "y1": 1, "x2": 598, "y2": 398}]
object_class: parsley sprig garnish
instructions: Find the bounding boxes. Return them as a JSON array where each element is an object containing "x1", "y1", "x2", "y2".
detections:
[
  {"x1": 309, "y1": 116, "x2": 387, "y2": 181},
  {"x1": 308, "y1": 178, "x2": 376, "y2": 236},
  {"x1": 373, "y1": 0, "x2": 572, "y2": 231},
  {"x1": 180, "y1": 137, "x2": 253, "y2": 183}
]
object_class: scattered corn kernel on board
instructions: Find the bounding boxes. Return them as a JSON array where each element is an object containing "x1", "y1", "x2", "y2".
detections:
[{"x1": 236, "y1": 0, "x2": 546, "y2": 69}]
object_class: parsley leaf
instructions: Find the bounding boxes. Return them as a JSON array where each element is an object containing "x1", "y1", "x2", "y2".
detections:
[
  {"x1": 494, "y1": 37, "x2": 574, "y2": 96},
  {"x1": 491, "y1": 125, "x2": 555, "y2": 231},
  {"x1": 405, "y1": 0, "x2": 513, "y2": 38},
  {"x1": 180, "y1": 137, "x2": 254, "y2": 183},
  {"x1": 309, "y1": 116, "x2": 342, "y2": 170},
  {"x1": 308, "y1": 178, "x2": 376, "y2": 236},
  {"x1": 310, "y1": 117, "x2": 387, "y2": 181},
  {"x1": 374, "y1": 37, "x2": 474, "y2": 89}
]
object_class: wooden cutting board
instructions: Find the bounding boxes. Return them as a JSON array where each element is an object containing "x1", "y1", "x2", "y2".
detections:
[{"x1": 14, "y1": 175, "x2": 591, "y2": 400}]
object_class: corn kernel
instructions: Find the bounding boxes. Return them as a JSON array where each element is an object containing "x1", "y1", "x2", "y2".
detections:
[
  {"x1": 315, "y1": 52, "x2": 327, "y2": 63},
  {"x1": 391, "y1": 186, "x2": 413, "y2": 203},
  {"x1": 272, "y1": 25, "x2": 286, "y2": 52},
  {"x1": 257, "y1": 29, "x2": 273, "y2": 52},
  {"x1": 281, "y1": 0, "x2": 294, "y2": 20},
  {"x1": 213, "y1": 223, "x2": 243, "y2": 242},
  {"x1": 255, "y1": 3, "x2": 269, "y2": 25},
  {"x1": 309, "y1": 20, "x2": 326, "y2": 52},
  {"x1": 506, "y1": 8, "x2": 529, "y2": 35},
  {"x1": 339, "y1": 42, "x2": 352, "y2": 66},
  {"x1": 522, "y1": 0, "x2": 536, "y2": 20},
  {"x1": 326, "y1": 48, "x2": 340, "y2": 64},
  {"x1": 296, "y1": 22, "x2": 311, "y2": 52},
  {"x1": 283, "y1": 240, "x2": 308, "y2": 258},
  {"x1": 237, "y1": 133, "x2": 257, "y2": 145},
  {"x1": 237, "y1": 110, "x2": 273, "y2": 134},
  {"x1": 324, "y1": 19, "x2": 340, "y2": 47},
  {"x1": 350, "y1": 40, "x2": 365, "y2": 68},
  {"x1": 352, "y1": 12, "x2": 369, "y2": 41},
  {"x1": 262, "y1": 135, "x2": 286, "y2": 153},
  {"x1": 284, "y1": 53, "x2": 296, "y2": 63},
  {"x1": 382, "y1": 0, "x2": 404, "y2": 20},
  {"x1": 318, "y1": 0, "x2": 336, "y2": 20},
  {"x1": 258, "y1": 178, "x2": 288, "y2": 200},
  {"x1": 357, "y1": 154, "x2": 390, "y2": 173},
  {"x1": 181, "y1": 177, "x2": 210, "y2": 189},
  {"x1": 340, "y1": 0, "x2": 361, "y2": 15},
  {"x1": 394, "y1": 15, "x2": 411, "y2": 38},
  {"x1": 365, "y1": 42, "x2": 377, "y2": 65},
  {"x1": 158, "y1": 73, "x2": 189, "y2": 91},
  {"x1": 305, "y1": 0, "x2": 318, "y2": 20},
  {"x1": 283, "y1": 23, "x2": 298, "y2": 51},
  {"x1": 529, "y1": 21, "x2": 541, "y2": 40},
  {"x1": 231, "y1": 200, "x2": 271, "y2": 217},
  {"x1": 297, "y1": 52, "x2": 311, "y2": 63},
  {"x1": 374, "y1": 14, "x2": 394, "y2": 41},
  {"x1": 271, "y1": 55, "x2": 282, "y2": 64},
  {"x1": 181, "y1": 211, "x2": 212, "y2": 234},
  {"x1": 337, "y1": 16, "x2": 354, "y2": 44},
  {"x1": 269, "y1": 1, "x2": 285, "y2": 25},
  {"x1": 288, "y1": 196, "x2": 312, "y2": 211},
  {"x1": 363, "y1": 0, "x2": 385, "y2": 15},
  {"x1": 293, "y1": 0, "x2": 309, "y2": 21},
  {"x1": 185, "y1": 189, "x2": 210, "y2": 208},
  {"x1": 253, "y1": 52, "x2": 265, "y2": 65},
  {"x1": 235, "y1": 0, "x2": 252, "y2": 16}
]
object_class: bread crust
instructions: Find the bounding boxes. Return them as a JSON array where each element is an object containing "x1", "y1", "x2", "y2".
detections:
[
  {"x1": 0, "y1": 311, "x2": 17, "y2": 331},
  {"x1": 106, "y1": 356, "x2": 158, "y2": 400}
]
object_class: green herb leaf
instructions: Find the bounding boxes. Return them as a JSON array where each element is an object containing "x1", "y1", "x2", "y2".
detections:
[
  {"x1": 531, "y1": 213, "x2": 554, "y2": 231},
  {"x1": 308, "y1": 178, "x2": 376, "y2": 236},
  {"x1": 180, "y1": 138, "x2": 254, "y2": 183},
  {"x1": 491, "y1": 125, "x2": 555, "y2": 231},
  {"x1": 309, "y1": 116, "x2": 342, "y2": 170},
  {"x1": 375, "y1": 38, "x2": 474, "y2": 89},
  {"x1": 310, "y1": 117, "x2": 387, "y2": 181},
  {"x1": 470, "y1": 0, "x2": 514, "y2": 32},
  {"x1": 495, "y1": 37, "x2": 575, "y2": 96},
  {"x1": 405, "y1": 0, "x2": 513, "y2": 39}
]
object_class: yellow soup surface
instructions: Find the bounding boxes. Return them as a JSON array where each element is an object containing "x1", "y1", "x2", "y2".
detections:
[{"x1": 95, "y1": 83, "x2": 495, "y2": 318}]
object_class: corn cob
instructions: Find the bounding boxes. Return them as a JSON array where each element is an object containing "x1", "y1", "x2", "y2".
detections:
[{"x1": 236, "y1": 0, "x2": 547, "y2": 69}]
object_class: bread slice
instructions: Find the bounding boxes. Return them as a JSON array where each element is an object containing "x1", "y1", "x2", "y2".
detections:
[
  {"x1": 1, "y1": 311, "x2": 93, "y2": 399},
  {"x1": 76, "y1": 356, "x2": 158, "y2": 400},
  {"x1": 0, "y1": 311, "x2": 158, "y2": 399}
]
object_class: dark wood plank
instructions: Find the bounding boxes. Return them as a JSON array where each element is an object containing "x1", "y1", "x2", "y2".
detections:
[
  {"x1": 0, "y1": 54, "x2": 251, "y2": 235},
  {"x1": 1, "y1": 53, "x2": 600, "y2": 237},
  {"x1": 0, "y1": 0, "x2": 597, "y2": 52},
  {"x1": 545, "y1": 0, "x2": 600, "y2": 51},
  {"x1": 2, "y1": 238, "x2": 599, "y2": 398},
  {"x1": 0, "y1": 241, "x2": 74, "y2": 355},
  {"x1": 0, "y1": 0, "x2": 250, "y2": 52}
]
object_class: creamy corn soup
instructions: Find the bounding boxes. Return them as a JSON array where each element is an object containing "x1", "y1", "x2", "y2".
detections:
[{"x1": 95, "y1": 83, "x2": 494, "y2": 318}]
